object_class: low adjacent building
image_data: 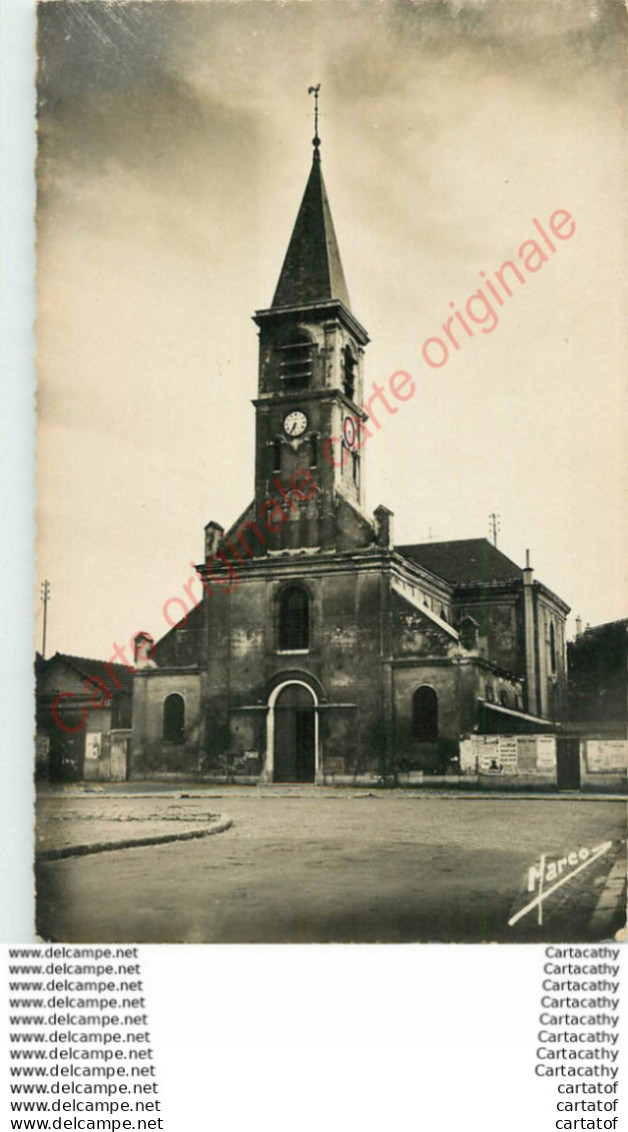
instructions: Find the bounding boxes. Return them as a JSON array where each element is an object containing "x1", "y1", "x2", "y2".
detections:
[{"x1": 36, "y1": 652, "x2": 133, "y2": 782}]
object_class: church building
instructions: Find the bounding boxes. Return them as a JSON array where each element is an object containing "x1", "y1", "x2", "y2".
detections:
[{"x1": 130, "y1": 124, "x2": 569, "y2": 784}]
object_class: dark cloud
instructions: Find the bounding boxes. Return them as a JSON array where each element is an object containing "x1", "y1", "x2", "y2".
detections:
[
  {"x1": 37, "y1": 2, "x2": 178, "y2": 104},
  {"x1": 38, "y1": 1, "x2": 625, "y2": 111},
  {"x1": 388, "y1": 0, "x2": 625, "y2": 63},
  {"x1": 38, "y1": 73, "x2": 260, "y2": 194},
  {"x1": 37, "y1": 0, "x2": 625, "y2": 195}
]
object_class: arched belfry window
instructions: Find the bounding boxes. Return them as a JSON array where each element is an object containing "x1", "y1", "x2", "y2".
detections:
[
  {"x1": 273, "y1": 438, "x2": 282, "y2": 473},
  {"x1": 163, "y1": 693, "x2": 185, "y2": 743},
  {"x1": 549, "y1": 621, "x2": 556, "y2": 673},
  {"x1": 412, "y1": 686, "x2": 438, "y2": 742},
  {"x1": 351, "y1": 449, "x2": 359, "y2": 486},
  {"x1": 278, "y1": 330, "x2": 313, "y2": 392},
  {"x1": 279, "y1": 585, "x2": 310, "y2": 651},
  {"x1": 343, "y1": 345, "x2": 357, "y2": 400}
]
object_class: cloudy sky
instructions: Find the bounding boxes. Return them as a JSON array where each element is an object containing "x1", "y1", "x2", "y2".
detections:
[{"x1": 36, "y1": 0, "x2": 627, "y2": 661}]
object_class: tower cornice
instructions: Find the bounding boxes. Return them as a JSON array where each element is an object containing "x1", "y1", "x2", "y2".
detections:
[
  {"x1": 252, "y1": 387, "x2": 369, "y2": 421},
  {"x1": 253, "y1": 299, "x2": 369, "y2": 347}
]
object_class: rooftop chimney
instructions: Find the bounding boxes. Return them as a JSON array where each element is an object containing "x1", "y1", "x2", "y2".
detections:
[
  {"x1": 205, "y1": 521, "x2": 224, "y2": 560},
  {"x1": 374, "y1": 505, "x2": 393, "y2": 549},
  {"x1": 522, "y1": 548, "x2": 537, "y2": 714},
  {"x1": 132, "y1": 631, "x2": 156, "y2": 669},
  {"x1": 523, "y1": 548, "x2": 534, "y2": 585}
]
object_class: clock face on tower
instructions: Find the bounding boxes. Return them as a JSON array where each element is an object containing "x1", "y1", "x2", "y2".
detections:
[
  {"x1": 342, "y1": 415, "x2": 358, "y2": 449},
  {"x1": 283, "y1": 410, "x2": 308, "y2": 438}
]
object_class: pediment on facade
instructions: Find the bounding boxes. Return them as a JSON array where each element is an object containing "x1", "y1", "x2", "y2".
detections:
[
  {"x1": 391, "y1": 583, "x2": 459, "y2": 661},
  {"x1": 334, "y1": 491, "x2": 377, "y2": 550},
  {"x1": 391, "y1": 580, "x2": 459, "y2": 640}
]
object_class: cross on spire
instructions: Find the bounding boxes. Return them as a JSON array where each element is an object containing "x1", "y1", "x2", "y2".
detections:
[{"x1": 308, "y1": 84, "x2": 321, "y2": 155}]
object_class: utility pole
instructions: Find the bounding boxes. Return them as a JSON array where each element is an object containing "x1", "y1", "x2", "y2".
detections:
[
  {"x1": 40, "y1": 580, "x2": 50, "y2": 658},
  {"x1": 488, "y1": 513, "x2": 500, "y2": 548}
]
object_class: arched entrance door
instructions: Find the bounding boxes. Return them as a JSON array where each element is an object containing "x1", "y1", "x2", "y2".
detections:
[{"x1": 272, "y1": 682, "x2": 316, "y2": 783}]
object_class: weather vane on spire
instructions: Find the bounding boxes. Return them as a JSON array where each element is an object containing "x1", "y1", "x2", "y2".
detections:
[{"x1": 308, "y1": 84, "x2": 321, "y2": 153}]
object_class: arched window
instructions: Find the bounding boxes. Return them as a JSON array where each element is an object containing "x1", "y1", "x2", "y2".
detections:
[
  {"x1": 343, "y1": 345, "x2": 357, "y2": 400},
  {"x1": 273, "y1": 438, "x2": 282, "y2": 473},
  {"x1": 163, "y1": 694, "x2": 185, "y2": 743},
  {"x1": 412, "y1": 686, "x2": 438, "y2": 741},
  {"x1": 549, "y1": 621, "x2": 556, "y2": 673},
  {"x1": 279, "y1": 330, "x2": 313, "y2": 391},
  {"x1": 279, "y1": 585, "x2": 310, "y2": 651},
  {"x1": 351, "y1": 449, "x2": 359, "y2": 486}
]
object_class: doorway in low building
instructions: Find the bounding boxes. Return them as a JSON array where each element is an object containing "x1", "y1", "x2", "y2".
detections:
[
  {"x1": 273, "y1": 682, "x2": 316, "y2": 782},
  {"x1": 556, "y1": 736, "x2": 581, "y2": 790},
  {"x1": 109, "y1": 730, "x2": 130, "y2": 782}
]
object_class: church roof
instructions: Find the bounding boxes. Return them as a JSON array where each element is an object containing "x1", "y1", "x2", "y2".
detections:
[
  {"x1": 576, "y1": 617, "x2": 628, "y2": 636},
  {"x1": 272, "y1": 150, "x2": 352, "y2": 311},
  {"x1": 397, "y1": 538, "x2": 523, "y2": 586}
]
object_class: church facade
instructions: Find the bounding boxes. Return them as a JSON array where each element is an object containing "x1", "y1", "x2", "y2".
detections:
[{"x1": 130, "y1": 136, "x2": 569, "y2": 784}]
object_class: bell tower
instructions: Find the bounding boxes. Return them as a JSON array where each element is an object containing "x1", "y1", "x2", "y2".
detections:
[{"x1": 252, "y1": 91, "x2": 370, "y2": 554}]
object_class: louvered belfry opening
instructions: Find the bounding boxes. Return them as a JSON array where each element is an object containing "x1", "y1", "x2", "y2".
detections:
[
  {"x1": 343, "y1": 345, "x2": 356, "y2": 400},
  {"x1": 278, "y1": 330, "x2": 313, "y2": 392}
]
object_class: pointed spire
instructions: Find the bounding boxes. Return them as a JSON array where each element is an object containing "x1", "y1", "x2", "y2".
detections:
[{"x1": 271, "y1": 87, "x2": 351, "y2": 311}]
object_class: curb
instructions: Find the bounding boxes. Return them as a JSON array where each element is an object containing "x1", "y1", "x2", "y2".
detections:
[
  {"x1": 588, "y1": 846, "x2": 627, "y2": 938},
  {"x1": 38, "y1": 789, "x2": 626, "y2": 802},
  {"x1": 36, "y1": 815, "x2": 234, "y2": 863}
]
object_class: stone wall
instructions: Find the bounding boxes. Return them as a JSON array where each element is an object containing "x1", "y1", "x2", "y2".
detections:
[
  {"x1": 581, "y1": 738, "x2": 627, "y2": 791},
  {"x1": 182, "y1": 558, "x2": 388, "y2": 779},
  {"x1": 454, "y1": 589, "x2": 523, "y2": 674},
  {"x1": 130, "y1": 669, "x2": 203, "y2": 777}
]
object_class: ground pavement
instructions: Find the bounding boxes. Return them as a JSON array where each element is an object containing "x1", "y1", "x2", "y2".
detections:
[{"x1": 35, "y1": 787, "x2": 626, "y2": 944}]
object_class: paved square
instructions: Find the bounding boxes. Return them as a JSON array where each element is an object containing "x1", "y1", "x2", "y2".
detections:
[{"x1": 36, "y1": 793, "x2": 626, "y2": 943}]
